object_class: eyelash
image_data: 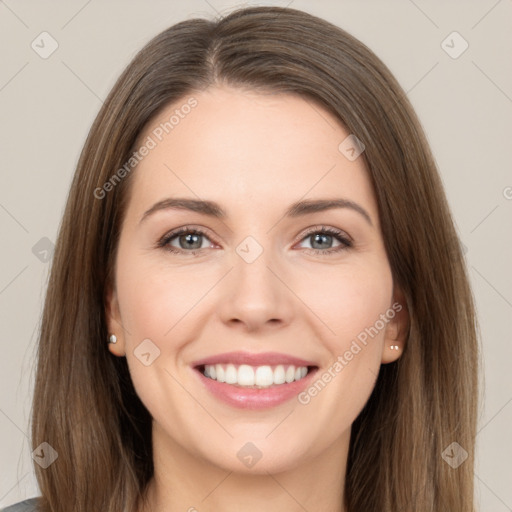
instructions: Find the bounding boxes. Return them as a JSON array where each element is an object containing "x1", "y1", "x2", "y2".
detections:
[{"x1": 157, "y1": 225, "x2": 353, "y2": 257}]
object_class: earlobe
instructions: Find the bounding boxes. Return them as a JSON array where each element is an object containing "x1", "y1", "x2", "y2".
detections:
[
  {"x1": 381, "y1": 342, "x2": 404, "y2": 364},
  {"x1": 105, "y1": 284, "x2": 126, "y2": 357},
  {"x1": 381, "y1": 290, "x2": 409, "y2": 364},
  {"x1": 107, "y1": 332, "x2": 125, "y2": 357}
]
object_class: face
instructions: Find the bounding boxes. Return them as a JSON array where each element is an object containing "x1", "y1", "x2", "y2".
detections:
[{"x1": 106, "y1": 86, "x2": 407, "y2": 475}]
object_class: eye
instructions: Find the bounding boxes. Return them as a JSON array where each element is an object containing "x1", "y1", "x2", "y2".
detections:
[
  {"x1": 296, "y1": 226, "x2": 352, "y2": 256},
  {"x1": 157, "y1": 226, "x2": 215, "y2": 255},
  {"x1": 157, "y1": 225, "x2": 352, "y2": 257}
]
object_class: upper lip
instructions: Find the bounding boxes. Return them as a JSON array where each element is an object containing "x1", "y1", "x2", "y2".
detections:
[{"x1": 192, "y1": 351, "x2": 318, "y2": 368}]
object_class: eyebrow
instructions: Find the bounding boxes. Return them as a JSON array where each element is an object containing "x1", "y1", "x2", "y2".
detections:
[{"x1": 140, "y1": 197, "x2": 373, "y2": 226}]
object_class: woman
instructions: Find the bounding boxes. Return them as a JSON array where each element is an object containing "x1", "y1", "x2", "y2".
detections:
[{"x1": 3, "y1": 5, "x2": 478, "y2": 512}]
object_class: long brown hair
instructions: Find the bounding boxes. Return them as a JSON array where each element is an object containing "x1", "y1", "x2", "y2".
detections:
[{"x1": 31, "y1": 6, "x2": 479, "y2": 511}]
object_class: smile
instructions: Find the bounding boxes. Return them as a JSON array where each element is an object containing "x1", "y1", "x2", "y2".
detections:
[
  {"x1": 201, "y1": 363, "x2": 311, "y2": 388},
  {"x1": 191, "y1": 351, "x2": 319, "y2": 409}
]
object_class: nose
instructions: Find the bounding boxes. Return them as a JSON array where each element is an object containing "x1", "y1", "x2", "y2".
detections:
[{"x1": 216, "y1": 245, "x2": 295, "y2": 333}]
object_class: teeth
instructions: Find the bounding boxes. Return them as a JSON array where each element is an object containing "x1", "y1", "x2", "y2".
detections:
[
  {"x1": 271, "y1": 365, "x2": 285, "y2": 385},
  {"x1": 285, "y1": 365, "x2": 295, "y2": 383},
  {"x1": 225, "y1": 364, "x2": 237, "y2": 384},
  {"x1": 237, "y1": 364, "x2": 254, "y2": 386},
  {"x1": 202, "y1": 363, "x2": 310, "y2": 388}
]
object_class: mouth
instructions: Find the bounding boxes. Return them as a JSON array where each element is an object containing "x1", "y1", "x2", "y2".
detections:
[{"x1": 190, "y1": 352, "x2": 319, "y2": 409}]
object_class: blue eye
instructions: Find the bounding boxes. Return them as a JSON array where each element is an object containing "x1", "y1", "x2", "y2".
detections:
[
  {"x1": 158, "y1": 226, "x2": 213, "y2": 255},
  {"x1": 297, "y1": 227, "x2": 352, "y2": 256},
  {"x1": 158, "y1": 225, "x2": 352, "y2": 256}
]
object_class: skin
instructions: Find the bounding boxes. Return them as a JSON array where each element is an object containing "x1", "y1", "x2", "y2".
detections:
[{"x1": 106, "y1": 86, "x2": 408, "y2": 512}]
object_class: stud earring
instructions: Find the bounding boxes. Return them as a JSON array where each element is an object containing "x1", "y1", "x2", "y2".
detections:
[
  {"x1": 390, "y1": 345, "x2": 399, "y2": 350},
  {"x1": 108, "y1": 334, "x2": 117, "y2": 344}
]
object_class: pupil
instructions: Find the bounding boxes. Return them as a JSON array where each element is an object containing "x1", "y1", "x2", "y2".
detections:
[
  {"x1": 312, "y1": 233, "x2": 331, "y2": 249},
  {"x1": 182, "y1": 233, "x2": 201, "y2": 249}
]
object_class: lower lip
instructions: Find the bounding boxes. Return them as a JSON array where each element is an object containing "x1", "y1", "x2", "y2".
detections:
[{"x1": 193, "y1": 367, "x2": 318, "y2": 410}]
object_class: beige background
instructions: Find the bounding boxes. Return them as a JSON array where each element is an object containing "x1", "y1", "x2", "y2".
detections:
[{"x1": 1, "y1": 0, "x2": 511, "y2": 509}]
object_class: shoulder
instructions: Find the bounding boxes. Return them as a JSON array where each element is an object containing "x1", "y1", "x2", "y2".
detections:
[{"x1": 1, "y1": 498, "x2": 40, "y2": 512}]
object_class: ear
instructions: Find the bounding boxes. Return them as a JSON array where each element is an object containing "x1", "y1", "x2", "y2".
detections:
[
  {"x1": 105, "y1": 283, "x2": 126, "y2": 357},
  {"x1": 381, "y1": 287, "x2": 409, "y2": 364}
]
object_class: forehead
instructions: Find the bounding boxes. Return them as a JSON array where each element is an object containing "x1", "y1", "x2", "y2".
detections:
[{"x1": 127, "y1": 86, "x2": 377, "y2": 221}]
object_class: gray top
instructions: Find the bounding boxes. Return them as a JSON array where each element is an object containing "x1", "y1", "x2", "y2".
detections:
[{"x1": 1, "y1": 498, "x2": 39, "y2": 512}]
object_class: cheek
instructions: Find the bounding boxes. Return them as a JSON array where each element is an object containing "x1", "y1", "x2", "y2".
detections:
[
  {"x1": 115, "y1": 252, "x2": 215, "y2": 343},
  {"x1": 294, "y1": 258, "x2": 393, "y2": 423},
  {"x1": 297, "y1": 257, "x2": 393, "y2": 347}
]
